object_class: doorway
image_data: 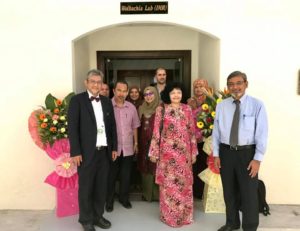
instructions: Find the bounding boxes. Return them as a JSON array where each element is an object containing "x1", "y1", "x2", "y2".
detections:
[{"x1": 97, "y1": 50, "x2": 191, "y2": 101}]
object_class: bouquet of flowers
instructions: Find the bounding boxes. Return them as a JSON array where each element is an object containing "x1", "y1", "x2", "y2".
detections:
[
  {"x1": 35, "y1": 93, "x2": 74, "y2": 146},
  {"x1": 28, "y1": 92, "x2": 79, "y2": 217},
  {"x1": 197, "y1": 88, "x2": 231, "y2": 138}
]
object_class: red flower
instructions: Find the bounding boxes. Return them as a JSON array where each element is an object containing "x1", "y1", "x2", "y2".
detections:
[
  {"x1": 50, "y1": 127, "x2": 57, "y2": 132},
  {"x1": 39, "y1": 113, "x2": 46, "y2": 120},
  {"x1": 41, "y1": 122, "x2": 48, "y2": 128},
  {"x1": 56, "y1": 99, "x2": 62, "y2": 106},
  {"x1": 206, "y1": 117, "x2": 212, "y2": 123}
]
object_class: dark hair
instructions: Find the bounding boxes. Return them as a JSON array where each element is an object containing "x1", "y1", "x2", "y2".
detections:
[
  {"x1": 114, "y1": 80, "x2": 128, "y2": 90},
  {"x1": 155, "y1": 67, "x2": 167, "y2": 75},
  {"x1": 160, "y1": 82, "x2": 185, "y2": 104},
  {"x1": 227, "y1": 71, "x2": 247, "y2": 82}
]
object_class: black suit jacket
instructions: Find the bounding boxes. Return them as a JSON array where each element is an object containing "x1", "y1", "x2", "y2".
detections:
[{"x1": 68, "y1": 91, "x2": 117, "y2": 167}]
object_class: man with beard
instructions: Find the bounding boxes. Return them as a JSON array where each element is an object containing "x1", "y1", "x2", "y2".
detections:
[{"x1": 151, "y1": 67, "x2": 167, "y2": 98}]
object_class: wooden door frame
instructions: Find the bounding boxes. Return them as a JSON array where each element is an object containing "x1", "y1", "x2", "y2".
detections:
[{"x1": 97, "y1": 50, "x2": 191, "y2": 98}]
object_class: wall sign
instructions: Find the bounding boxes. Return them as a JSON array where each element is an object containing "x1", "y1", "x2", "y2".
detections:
[{"x1": 120, "y1": 1, "x2": 168, "y2": 14}]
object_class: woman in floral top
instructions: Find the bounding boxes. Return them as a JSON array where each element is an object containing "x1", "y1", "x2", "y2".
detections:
[{"x1": 149, "y1": 82, "x2": 198, "y2": 227}]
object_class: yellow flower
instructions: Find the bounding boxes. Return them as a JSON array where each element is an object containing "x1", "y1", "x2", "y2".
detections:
[
  {"x1": 60, "y1": 116, "x2": 66, "y2": 121},
  {"x1": 211, "y1": 111, "x2": 216, "y2": 118},
  {"x1": 197, "y1": 121, "x2": 204, "y2": 128},
  {"x1": 209, "y1": 124, "x2": 214, "y2": 129},
  {"x1": 60, "y1": 127, "x2": 66, "y2": 133},
  {"x1": 216, "y1": 98, "x2": 223, "y2": 104},
  {"x1": 201, "y1": 104, "x2": 209, "y2": 110}
]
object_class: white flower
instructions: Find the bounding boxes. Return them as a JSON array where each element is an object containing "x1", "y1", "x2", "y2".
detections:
[
  {"x1": 53, "y1": 120, "x2": 58, "y2": 125},
  {"x1": 60, "y1": 127, "x2": 66, "y2": 133},
  {"x1": 43, "y1": 118, "x2": 48, "y2": 122},
  {"x1": 60, "y1": 116, "x2": 66, "y2": 121}
]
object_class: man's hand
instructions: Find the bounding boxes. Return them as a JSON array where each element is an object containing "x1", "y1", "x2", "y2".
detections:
[
  {"x1": 72, "y1": 155, "x2": 82, "y2": 167},
  {"x1": 112, "y1": 151, "x2": 118, "y2": 161},
  {"x1": 214, "y1": 157, "x2": 221, "y2": 169},
  {"x1": 134, "y1": 143, "x2": 138, "y2": 154},
  {"x1": 247, "y1": 160, "x2": 260, "y2": 178}
]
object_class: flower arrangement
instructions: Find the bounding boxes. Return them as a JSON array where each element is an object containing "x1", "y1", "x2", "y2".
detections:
[
  {"x1": 197, "y1": 88, "x2": 231, "y2": 138},
  {"x1": 28, "y1": 92, "x2": 79, "y2": 217},
  {"x1": 35, "y1": 93, "x2": 74, "y2": 146},
  {"x1": 197, "y1": 88, "x2": 231, "y2": 213}
]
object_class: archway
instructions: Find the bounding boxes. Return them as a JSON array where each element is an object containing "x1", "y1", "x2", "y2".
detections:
[{"x1": 72, "y1": 22, "x2": 220, "y2": 95}]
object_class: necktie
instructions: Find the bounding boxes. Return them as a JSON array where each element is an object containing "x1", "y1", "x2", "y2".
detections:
[
  {"x1": 229, "y1": 99, "x2": 240, "y2": 147},
  {"x1": 90, "y1": 96, "x2": 100, "y2": 102}
]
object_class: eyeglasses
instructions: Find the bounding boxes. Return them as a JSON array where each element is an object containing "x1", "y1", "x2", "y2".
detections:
[
  {"x1": 88, "y1": 80, "x2": 102, "y2": 85},
  {"x1": 227, "y1": 81, "x2": 245, "y2": 88},
  {"x1": 143, "y1": 92, "x2": 154, "y2": 97}
]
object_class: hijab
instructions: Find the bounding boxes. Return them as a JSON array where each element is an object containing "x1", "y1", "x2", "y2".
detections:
[{"x1": 138, "y1": 86, "x2": 160, "y2": 119}]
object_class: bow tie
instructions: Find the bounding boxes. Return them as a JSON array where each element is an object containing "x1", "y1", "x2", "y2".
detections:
[{"x1": 90, "y1": 96, "x2": 100, "y2": 102}]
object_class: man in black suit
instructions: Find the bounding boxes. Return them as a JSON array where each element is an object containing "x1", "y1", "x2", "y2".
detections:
[{"x1": 68, "y1": 69, "x2": 118, "y2": 231}]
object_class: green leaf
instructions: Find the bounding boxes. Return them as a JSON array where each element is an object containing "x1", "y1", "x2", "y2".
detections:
[
  {"x1": 45, "y1": 94, "x2": 57, "y2": 111},
  {"x1": 62, "y1": 92, "x2": 75, "y2": 108}
]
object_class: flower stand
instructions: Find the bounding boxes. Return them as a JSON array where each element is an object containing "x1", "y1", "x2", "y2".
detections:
[
  {"x1": 199, "y1": 136, "x2": 225, "y2": 213},
  {"x1": 56, "y1": 188, "x2": 79, "y2": 217},
  {"x1": 28, "y1": 94, "x2": 78, "y2": 217},
  {"x1": 199, "y1": 168, "x2": 225, "y2": 213}
]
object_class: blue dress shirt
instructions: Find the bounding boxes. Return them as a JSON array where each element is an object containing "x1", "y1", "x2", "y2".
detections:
[{"x1": 212, "y1": 94, "x2": 268, "y2": 161}]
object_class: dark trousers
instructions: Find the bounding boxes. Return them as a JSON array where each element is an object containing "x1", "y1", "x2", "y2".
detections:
[
  {"x1": 193, "y1": 142, "x2": 207, "y2": 199},
  {"x1": 78, "y1": 148, "x2": 109, "y2": 225},
  {"x1": 219, "y1": 145, "x2": 259, "y2": 231},
  {"x1": 107, "y1": 153, "x2": 133, "y2": 203}
]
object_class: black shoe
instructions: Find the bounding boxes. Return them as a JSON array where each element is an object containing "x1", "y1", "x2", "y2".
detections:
[
  {"x1": 105, "y1": 202, "x2": 114, "y2": 212},
  {"x1": 94, "y1": 217, "x2": 111, "y2": 229},
  {"x1": 82, "y1": 224, "x2": 95, "y2": 231},
  {"x1": 218, "y1": 225, "x2": 240, "y2": 231},
  {"x1": 119, "y1": 199, "x2": 132, "y2": 209}
]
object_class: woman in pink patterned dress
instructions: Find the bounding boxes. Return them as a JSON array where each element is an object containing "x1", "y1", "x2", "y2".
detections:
[{"x1": 149, "y1": 82, "x2": 198, "y2": 227}]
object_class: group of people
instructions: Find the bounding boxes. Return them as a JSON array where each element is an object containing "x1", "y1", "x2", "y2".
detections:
[{"x1": 68, "y1": 68, "x2": 268, "y2": 231}]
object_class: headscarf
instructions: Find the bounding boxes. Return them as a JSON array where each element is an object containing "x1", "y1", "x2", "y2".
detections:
[
  {"x1": 193, "y1": 79, "x2": 208, "y2": 90},
  {"x1": 188, "y1": 78, "x2": 210, "y2": 109},
  {"x1": 138, "y1": 86, "x2": 160, "y2": 119}
]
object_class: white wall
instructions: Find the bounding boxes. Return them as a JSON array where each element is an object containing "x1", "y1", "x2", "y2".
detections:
[
  {"x1": 87, "y1": 24, "x2": 202, "y2": 88},
  {"x1": 0, "y1": 0, "x2": 299, "y2": 209}
]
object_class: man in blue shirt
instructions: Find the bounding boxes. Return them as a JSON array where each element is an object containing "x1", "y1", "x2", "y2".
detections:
[{"x1": 213, "y1": 71, "x2": 268, "y2": 231}]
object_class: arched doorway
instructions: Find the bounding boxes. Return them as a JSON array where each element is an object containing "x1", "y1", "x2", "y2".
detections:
[{"x1": 72, "y1": 22, "x2": 220, "y2": 95}]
